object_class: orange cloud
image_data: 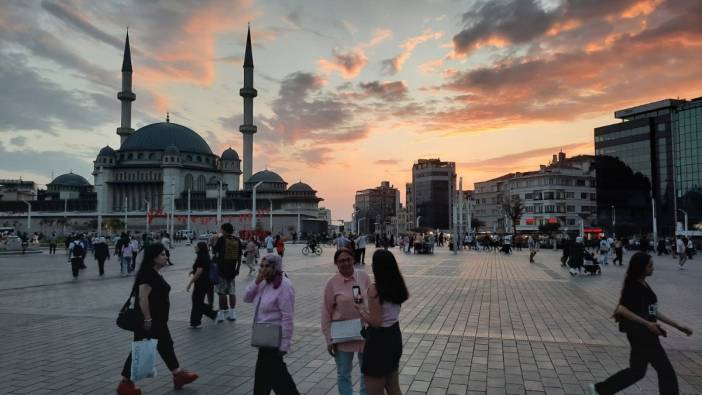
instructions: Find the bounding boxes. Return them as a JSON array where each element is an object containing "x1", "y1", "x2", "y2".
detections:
[
  {"x1": 382, "y1": 29, "x2": 443, "y2": 75},
  {"x1": 318, "y1": 29, "x2": 392, "y2": 79}
]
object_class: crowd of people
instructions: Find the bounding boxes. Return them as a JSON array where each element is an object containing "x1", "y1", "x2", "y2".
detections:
[{"x1": 116, "y1": 223, "x2": 411, "y2": 395}]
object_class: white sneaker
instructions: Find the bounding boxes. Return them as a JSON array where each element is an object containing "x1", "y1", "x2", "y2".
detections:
[
  {"x1": 216, "y1": 310, "x2": 226, "y2": 323},
  {"x1": 227, "y1": 309, "x2": 237, "y2": 321}
]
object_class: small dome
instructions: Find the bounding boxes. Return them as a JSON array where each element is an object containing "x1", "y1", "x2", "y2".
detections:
[
  {"x1": 248, "y1": 170, "x2": 285, "y2": 184},
  {"x1": 98, "y1": 146, "x2": 115, "y2": 156},
  {"x1": 164, "y1": 145, "x2": 180, "y2": 156},
  {"x1": 221, "y1": 147, "x2": 240, "y2": 161},
  {"x1": 288, "y1": 181, "x2": 314, "y2": 192},
  {"x1": 121, "y1": 122, "x2": 213, "y2": 155},
  {"x1": 49, "y1": 172, "x2": 91, "y2": 187}
]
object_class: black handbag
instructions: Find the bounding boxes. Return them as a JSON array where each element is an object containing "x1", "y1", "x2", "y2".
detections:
[{"x1": 116, "y1": 286, "x2": 142, "y2": 331}]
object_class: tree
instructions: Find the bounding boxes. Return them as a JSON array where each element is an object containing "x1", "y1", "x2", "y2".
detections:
[
  {"x1": 502, "y1": 196, "x2": 524, "y2": 235},
  {"x1": 539, "y1": 222, "x2": 561, "y2": 234},
  {"x1": 470, "y1": 218, "x2": 485, "y2": 232}
]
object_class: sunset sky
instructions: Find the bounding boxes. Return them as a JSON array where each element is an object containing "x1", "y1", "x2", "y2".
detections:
[{"x1": 1, "y1": 0, "x2": 701, "y2": 220}]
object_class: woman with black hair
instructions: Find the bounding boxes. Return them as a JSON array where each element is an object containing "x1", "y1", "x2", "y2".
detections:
[
  {"x1": 354, "y1": 249, "x2": 409, "y2": 395},
  {"x1": 587, "y1": 252, "x2": 693, "y2": 395},
  {"x1": 187, "y1": 242, "x2": 218, "y2": 328},
  {"x1": 117, "y1": 243, "x2": 199, "y2": 395}
]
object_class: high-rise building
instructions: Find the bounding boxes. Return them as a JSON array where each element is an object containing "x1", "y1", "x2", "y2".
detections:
[
  {"x1": 411, "y1": 159, "x2": 456, "y2": 230},
  {"x1": 354, "y1": 181, "x2": 400, "y2": 235},
  {"x1": 473, "y1": 174, "x2": 513, "y2": 232},
  {"x1": 405, "y1": 183, "x2": 414, "y2": 227},
  {"x1": 672, "y1": 98, "x2": 702, "y2": 234},
  {"x1": 594, "y1": 98, "x2": 696, "y2": 236}
]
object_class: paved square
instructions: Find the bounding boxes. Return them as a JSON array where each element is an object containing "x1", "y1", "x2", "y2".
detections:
[{"x1": 0, "y1": 244, "x2": 700, "y2": 394}]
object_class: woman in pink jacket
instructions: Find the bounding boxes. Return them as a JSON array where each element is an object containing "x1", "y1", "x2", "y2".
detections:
[
  {"x1": 244, "y1": 254, "x2": 299, "y2": 395},
  {"x1": 322, "y1": 248, "x2": 371, "y2": 395}
]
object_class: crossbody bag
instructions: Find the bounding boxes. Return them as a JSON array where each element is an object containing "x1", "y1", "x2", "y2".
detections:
[{"x1": 251, "y1": 284, "x2": 282, "y2": 349}]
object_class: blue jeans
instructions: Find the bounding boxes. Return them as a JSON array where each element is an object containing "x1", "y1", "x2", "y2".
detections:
[
  {"x1": 335, "y1": 351, "x2": 366, "y2": 395},
  {"x1": 121, "y1": 256, "x2": 131, "y2": 274}
]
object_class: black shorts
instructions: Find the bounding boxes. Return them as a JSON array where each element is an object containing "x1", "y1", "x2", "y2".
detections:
[{"x1": 361, "y1": 322, "x2": 402, "y2": 377}]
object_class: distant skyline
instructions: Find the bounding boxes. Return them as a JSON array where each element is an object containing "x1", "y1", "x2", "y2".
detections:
[{"x1": 1, "y1": 0, "x2": 701, "y2": 220}]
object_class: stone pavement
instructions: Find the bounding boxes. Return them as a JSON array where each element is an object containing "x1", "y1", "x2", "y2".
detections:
[{"x1": 0, "y1": 244, "x2": 700, "y2": 394}]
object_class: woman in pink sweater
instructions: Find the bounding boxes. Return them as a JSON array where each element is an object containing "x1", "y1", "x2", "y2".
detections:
[
  {"x1": 322, "y1": 248, "x2": 371, "y2": 395},
  {"x1": 244, "y1": 254, "x2": 299, "y2": 395}
]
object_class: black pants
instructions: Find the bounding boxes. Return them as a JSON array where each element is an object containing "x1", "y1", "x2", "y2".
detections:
[
  {"x1": 49, "y1": 244, "x2": 56, "y2": 254},
  {"x1": 359, "y1": 247, "x2": 366, "y2": 264},
  {"x1": 613, "y1": 248, "x2": 624, "y2": 265},
  {"x1": 190, "y1": 282, "x2": 217, "y2": 326},
  {"x1": 97, "y1": 258, "x2": 106, "y2": 276},
  {"x1": 70, "y1": 258, "x2": 82, "y2": 277},
  {"x1": 595, "y1": 334, "x2": 678, "y2": 395},
  {"x1": 122, "y1": 323, "x2": 179, "y2": 379},
  {"x1": 206, "y1": 284, "x2": 214, "y2": 306},
  {"x1": 253, "y1": 348, "x2": 299, "y2": 395}
]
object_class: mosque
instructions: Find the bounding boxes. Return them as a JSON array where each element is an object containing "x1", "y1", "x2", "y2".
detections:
[{"x1": 3, "y1": 28, "x2": 326, "y2": 236}]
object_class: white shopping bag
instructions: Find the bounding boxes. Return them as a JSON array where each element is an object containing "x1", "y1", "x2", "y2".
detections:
[{"x1": 131, "y1": 339, "x2": 158, "y2": 381}]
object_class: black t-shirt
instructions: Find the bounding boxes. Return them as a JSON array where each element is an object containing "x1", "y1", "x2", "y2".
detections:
[
  {"x1": 135, "y1": 269, "x2": 171, "y2": 323},
  {"x1": 619, "y1": 281, "x2": 657, "y2": 338},
  {"x1": 192, "y1": 256, "x2": 210, "y2": 286},
  {"x1": 214, "y1": 235, "x2": 241, "y2": 280}
]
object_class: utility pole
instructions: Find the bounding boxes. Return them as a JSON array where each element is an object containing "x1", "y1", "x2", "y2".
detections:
[
  {"x1": 145, "y1": 199, "x2": 150, "y2": 235},
  {"x1": 217, "y1": 179, "x2": 222, "y2": 226},
  {"x1": 187, "y1": 189, "x2": 191, "y2": 233},
  {"x1": 123, "y1": 195, "x2": 128, "y2": 232}
]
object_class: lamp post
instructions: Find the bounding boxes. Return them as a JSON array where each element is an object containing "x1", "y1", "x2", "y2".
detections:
[
  {"x1": 268, "y1": 198, "x2": 273, "y2": 233},
  {"x1": 170, "y1": 181, "x2": 175, "y2": 238},
  {"x1": 144, "y1": 199, "x2": 150, "y2": 235},
  {"x1": 63, "y1": 198, "x2": 67, "y2": 235},
  {"x1": 217, "y1": 179, "x2": 223, "y2": 226},
  {"x1": 251, "y1": 181, "x2": 263, "y2": 230},
  {"x1": 123, "y1": 195, "x2": 128, "y2": 232},
  {"x1": 297, "y1": 203, "x2": 301, "y2": 242},
  {"x1": 611, "y1": 205, "x2": 616, "y2": 228},
  {"x1": 186, "y1": 189, "x2": 191, "y2": 233},
  {"x1": 416, "y1": 216, "x2": 421, "y2": 227},
  {"x1": 678, "y1": 209, "x2": 688, "y2": 236},
  {"x1": 95, "y1": 183, "x2": 103, "y2": 236},
  {"x1": 22, "y1": 200, "x2": 31, "y2": 232}
]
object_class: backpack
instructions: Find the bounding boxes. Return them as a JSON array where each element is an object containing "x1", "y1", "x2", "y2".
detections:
[
  {"x1": 72, "y1": 242, "x2": 85, "y2": 257},
  {"x1": 222, "y1": 236, "x2": 241, "y2": 262}
]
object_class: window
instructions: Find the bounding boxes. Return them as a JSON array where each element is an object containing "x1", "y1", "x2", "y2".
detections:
[
  {"x1": 581, "y1": 193, "x2": 588, "y2": 199},
  {"x1": 566, "y1": 192, "x2": 574, "y2": 199},
  {"x1": 544, "y1": 192, "x2": 554, "y2": 200},
  {"x1": 137, "y1": 153, "x2": 143, "y2": 159},
  {"x1": 590, "y1": 193, "x2": 597, "y2": 200},
  {"x1": 566, "y1": 205, "x2": 575, "y2": 212},
  {"x1": 576, "y1": 179, "x2": 586, "y2": 186},
  {"x1": 196, "y1": 156, "x2": 202, "y2": 162},
  {"x1": 525, "y1": 193, "x2": 533, "y2": 199},
  {"x1": 184, "y1": 174, "x2": 193, "y2": 190},
  {"x1": 567, "y1": 218, "x2": 576, "y2": 225},
  {"x1": 196, "y1": 175, "x2": 206, "y2": 191}
]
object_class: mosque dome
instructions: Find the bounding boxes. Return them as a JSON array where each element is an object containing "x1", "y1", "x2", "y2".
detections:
[
  {"x1": 98, "y1": 146, "x2": 115, "y2": 156},
  {"x1": 164, "y1": 144, "x2": 180, "y2": 156},
  {"x1": 288, "y1": 181, "x2": 314, "y2": 192},
  {"x1": 121, "y1": 122, "x2": 213, "y2": 155},
  {"x1": 248, "y1": 170, "x2": 285, "y2": 184},
  {"x1": 49, "y1": 172, "x2": 91, "y2": 186},
  {"x1": 221, "y1": 147, "x2": 240, "y2": 161}
]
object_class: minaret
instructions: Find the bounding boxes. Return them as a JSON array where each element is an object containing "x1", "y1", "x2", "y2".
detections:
[
  {"x1": 117, "y1": 31, "x2": 136, "y2": 146},
  {"x1": 239, "y1": 25, "x2": 257, "y2": 182}
]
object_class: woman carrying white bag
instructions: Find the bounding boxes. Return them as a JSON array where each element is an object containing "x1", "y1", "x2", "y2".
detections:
[
  {"x1": 322, "y1": 247, "x2": 371, "y2": 395},
  {"x1": 244, "y1": 254, "x2": 299, "y2": 395}
]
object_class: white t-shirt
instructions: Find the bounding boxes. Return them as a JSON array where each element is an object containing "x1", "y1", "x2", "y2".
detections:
[
  {"x1": 600, "y1": 239, "x2": 609, "y2": 251},
  {"x1": 676, "y1": 239, "x2": 685, "y2": 253}
]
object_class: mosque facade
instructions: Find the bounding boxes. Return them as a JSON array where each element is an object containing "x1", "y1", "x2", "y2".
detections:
[{"x1": 1, "y1": 29, "x2": 325, "y2": 236}]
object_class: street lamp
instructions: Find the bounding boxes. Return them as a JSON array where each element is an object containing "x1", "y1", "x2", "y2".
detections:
[
  {"x1": 22, "y1": 199, "x2": 31, "y2": 232},
  {"x1": 268, "y1": 198, "x2": 274, "y2": 233},
  {"x1": 611, "y1": 205, "x2": 616, "y2": 227},
  {"x1": 251, "y1": 181, "x2": 263, "y2": 230},
  {"x1": 416, "y1": 216, "x2": 421, "y2": 227},
  {"x1": 678, "y1": 209, "x2": 689, "y2": 236}
]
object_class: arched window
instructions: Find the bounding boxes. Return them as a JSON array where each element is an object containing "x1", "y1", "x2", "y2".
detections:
[
  {"x1": 137, "y1": 153, "x2": 143, "y2": 159},
  {"x1": 128, "y1": 153, "x2": 133, "y2": 160},
  {"x1": 184, "y1": 174, "x2": 194, "y2": 190},
  {"x1": 148, "y1": 153, "x2": 154, "y2": 160},
  {"x1": 187, "y1": 155, "x2": 193, "y2": 161},
  {"x1": 196, "y1": 156, "x2": 202, "y2": 162},
  {"x1": 196, "y1": 175, "x2": 206, "y2": 191}
]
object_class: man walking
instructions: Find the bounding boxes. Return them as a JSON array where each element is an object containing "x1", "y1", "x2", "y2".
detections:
[
  {"x1": 48, "y1": 232, "x2": 57, "y2": 255},
  {"x1": 213, "y1": 223, "x2": 243, "y2": 322},
  {"x1": 68, "y1": 236, "x2": 86, "y2": 279},
  {"x1": 599, "y1": 237, "x2": 610, "y2": 265},
  {"x1": 677, "y1": 235, "x2": 687, "y2": 269},
  {"x1": 355, "y1": 234, "x2": 367, "y2": 264},
  {"x1": 528, "y1": 235, "x2": 538, "y2": 263}
]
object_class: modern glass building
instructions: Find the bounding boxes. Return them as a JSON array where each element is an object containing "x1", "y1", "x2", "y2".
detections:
[
  {"x1": 411, "y1": 159, "x2": 456, "y2": 230},
  {"x1": 672, "y1": 98, "x2": 702, "y2": 234},
  {"x1": 595, "y1": 97, "x2": 702, "y2": 236}
]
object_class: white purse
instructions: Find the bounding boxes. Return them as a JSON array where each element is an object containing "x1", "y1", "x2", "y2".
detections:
[{"x1": 330, "y1": 319, "x2": 364, "y2": 344}]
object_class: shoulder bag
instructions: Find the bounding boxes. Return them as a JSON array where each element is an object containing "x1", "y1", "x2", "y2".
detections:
[
  {"x1": 330, "y1": 272, "x2": 364, "y2": 343},
  {"x1": 116, "y1": 286, "x2": 143, "y2": 332},
  {"x1": 251, "y1": 284, "x2": 282, "y2": 349}
]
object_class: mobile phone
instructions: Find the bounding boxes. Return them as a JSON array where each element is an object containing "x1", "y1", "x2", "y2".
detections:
[{"x1": 352, "y1": 285, "x2": 362, "y2": 303}]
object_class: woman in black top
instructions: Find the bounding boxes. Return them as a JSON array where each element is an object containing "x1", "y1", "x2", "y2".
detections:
[
  {"x1": 187, "y1": 242, "x2": 217, "y2": 328},
  {"x1": 117, "y1": 243, "x2": 199, "y2": 395},
  {"x1": 588, "y1": 252, "x2": 693, "y2": 395}
]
